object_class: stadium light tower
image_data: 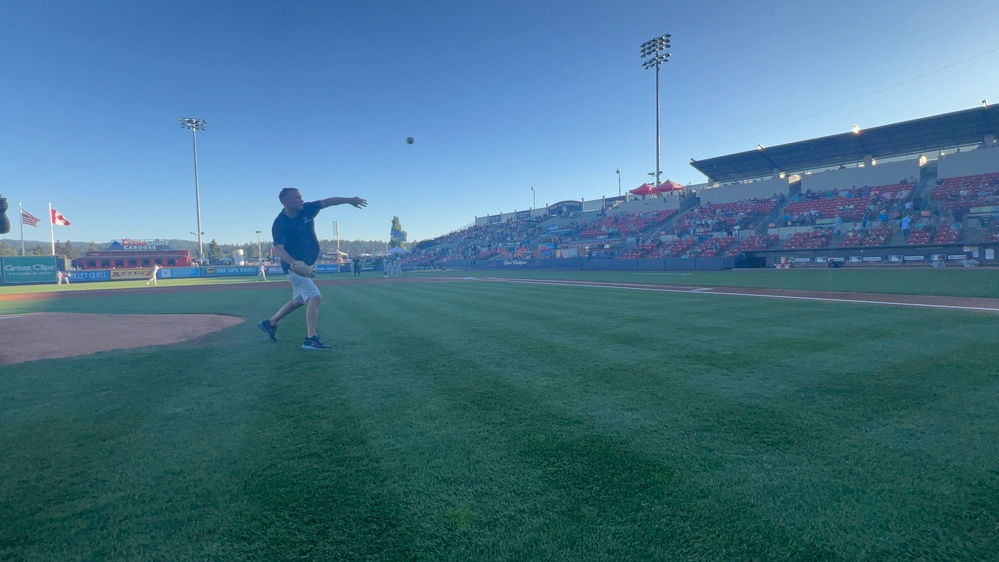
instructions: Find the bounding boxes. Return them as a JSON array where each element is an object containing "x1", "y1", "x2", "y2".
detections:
[
  {"x1": 531, "y1": 185, "x2": 536, "y2": 211},
  {"x1": 641, "y1": 33, "x2": 671, "y2": 188},
  {"x1": 616, "y1": 169, "x2": 621, "y2": 196},
  {"x1": 179, "y1": 117, "x2": 207, "y2": 261},
  {"x1": 255, "y1": 230, "x2": 263, "y2": 263}
]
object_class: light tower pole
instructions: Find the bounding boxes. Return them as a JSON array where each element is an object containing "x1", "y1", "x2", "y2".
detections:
[
  {"x1": 255, "y1": 230, "x2": 263, "y2": 263},
  {"x1": 641, "y1": 34, "x2": 671, "y2": 188},
  {"x1": 531, "y1": 186, "x2": 536, "y2": 211},
  {"x1": 616, "y1": 169, "x2": 621, "y2": 196},
  {"x1": 179, "y1": 118, "x2": 207, "y2": 261}
]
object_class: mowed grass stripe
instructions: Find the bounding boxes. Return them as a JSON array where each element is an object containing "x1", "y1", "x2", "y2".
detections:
[
  {"x1": 326, "y1": 285, "x2": 837, "y2": 560},
  {"x1": 0, "y1": 339, "x2": 272, "y2": 560},
  {"x1": 338, "y1": 282, "x2": 999, "y2": 558},
  {"x1": 218, "y1": 361, "x2": 420, "y2": 561}
]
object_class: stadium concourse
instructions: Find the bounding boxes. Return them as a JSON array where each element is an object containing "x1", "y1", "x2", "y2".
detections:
[{"x1": 406, "y1": 104, "x2": 999, "y2": 271}]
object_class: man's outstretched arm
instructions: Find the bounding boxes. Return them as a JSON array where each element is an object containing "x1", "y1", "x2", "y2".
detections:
[{"x1": 319, "y1": 197, "x2": 367, "y2": 209}]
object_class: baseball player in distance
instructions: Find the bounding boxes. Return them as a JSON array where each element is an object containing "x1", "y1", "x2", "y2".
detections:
[{"x1": 259, "y1": 187, "x2": 367, "y2": 350}]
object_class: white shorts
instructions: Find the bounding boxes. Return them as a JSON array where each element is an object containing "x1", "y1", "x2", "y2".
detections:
[{"x1": 288, "y1": 271, "x2": 321, "y2": 304}]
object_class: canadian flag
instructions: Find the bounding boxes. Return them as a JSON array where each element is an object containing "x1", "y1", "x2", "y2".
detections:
[{"x1": 51, "y1": 209, "x2": 71, "y2": 226}]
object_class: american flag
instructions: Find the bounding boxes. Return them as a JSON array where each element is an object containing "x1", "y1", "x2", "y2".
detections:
[{"x1": 21, "y1": 208, "x2": 40, "y2": 227}]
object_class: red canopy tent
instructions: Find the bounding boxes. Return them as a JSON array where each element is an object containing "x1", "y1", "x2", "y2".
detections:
[
  {"x1": 629, "y1": 183, "x2": 656, "y2": 195},
  {"x1": 652, "y1": 179, "x2": 685, "y2": 193}
]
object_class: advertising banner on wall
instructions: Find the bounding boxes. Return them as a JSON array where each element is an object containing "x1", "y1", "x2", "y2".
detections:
[
  {"x1": 69, "y1": 270, "x2": 111, "y2": 283},
  {"x1": 204, "y1": 266, "x2": 259, "y2": 277},
  {"x1": 1, "y1": 256, "x2": 59, "y2": 284},
  {"x1": 110, "y1": 268, "x2": 155, "y2": 280},
  {"x1": 159, "y1": 267, "x2": 201, "y2": 279},
  {"x1": 314, "y1": 264, "x2": 341, "y2": 274}
]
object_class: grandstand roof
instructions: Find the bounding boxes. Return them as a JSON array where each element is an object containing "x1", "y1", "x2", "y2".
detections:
[{"x1": 690, "y1": 105, "x2": 999, "y2": 184}]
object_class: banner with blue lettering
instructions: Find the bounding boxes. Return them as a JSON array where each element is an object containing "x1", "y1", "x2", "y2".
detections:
[
  {"x1": 204, "y1": 266, "x2": 259, "y2": 277},
  {"x1": 69, "y1": 270, "x2": 111, "y2": 283},
  {"x1": 160, "y1": 267, "x2": 201, "y2": 279}
]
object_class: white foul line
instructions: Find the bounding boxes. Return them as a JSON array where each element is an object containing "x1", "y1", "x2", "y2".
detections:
[{"x1": 483, "y1": 278, "x2": 999, "y2": 313}]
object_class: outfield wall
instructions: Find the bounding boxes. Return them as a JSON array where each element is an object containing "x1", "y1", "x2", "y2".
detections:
[
  {"x1": 0, "y1": 263, "x2": 349, "y2": 286},
  {"x1": 762, "y1": 243, "x2": 995, "y2": 268},
  {"x1": 436, "y1": 257, "x2": 736, "y2": 272}
]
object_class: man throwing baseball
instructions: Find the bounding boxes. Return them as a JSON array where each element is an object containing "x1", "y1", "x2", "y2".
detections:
[{"x1": 259, "y1": 187, "x2": 367, "y2": 350}]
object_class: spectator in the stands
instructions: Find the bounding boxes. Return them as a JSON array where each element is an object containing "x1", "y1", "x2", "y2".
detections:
[{"x1": 900, "y1": 214, "x2": 912, "y2": 240}]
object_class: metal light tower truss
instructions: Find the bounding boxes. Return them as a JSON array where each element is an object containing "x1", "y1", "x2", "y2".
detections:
[
  {"x1": 179, "y1": 117, "x2": 208, "y2": 261},
  {"x1": 641, "y1": 34, "x2": 671, "y2": 187}
]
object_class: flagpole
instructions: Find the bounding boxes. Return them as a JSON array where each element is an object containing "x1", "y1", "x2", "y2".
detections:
[
  {"x1": 49, "y1": 202, "x2": 55, "y2": 256},
  {"x1": 19, "y1": 202, "x2": 25, "y2": 256}
]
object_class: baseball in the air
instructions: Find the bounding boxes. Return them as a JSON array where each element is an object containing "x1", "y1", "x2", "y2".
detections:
[{"x1": 406, "y1": 137, "x2": 414, "y2": 144}]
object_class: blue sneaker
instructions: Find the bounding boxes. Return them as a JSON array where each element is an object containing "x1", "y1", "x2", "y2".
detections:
[
  {"x1": 302, "y1": 336, "x2": 330, "y2": 350},
  {"x1": 258, "y1": 320, "x2": 277, "y2": 342}
]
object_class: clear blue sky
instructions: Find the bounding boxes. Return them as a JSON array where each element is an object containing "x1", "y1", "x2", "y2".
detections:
[{"x1": 3, "y1": 0, "x2": 997, "y2": 245}]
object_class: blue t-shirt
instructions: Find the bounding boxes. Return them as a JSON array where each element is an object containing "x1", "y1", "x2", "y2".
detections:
[{"x1": 272, "y1": 201, "x2": 322, "y2": 273}]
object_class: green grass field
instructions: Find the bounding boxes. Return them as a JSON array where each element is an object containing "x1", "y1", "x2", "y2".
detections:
[{"x1": 2, "y1": 271, "x2": 998, "y2": 560}]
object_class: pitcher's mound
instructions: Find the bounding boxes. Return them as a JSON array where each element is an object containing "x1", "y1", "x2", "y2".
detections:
[{"x1": 0, "y1": 313, "x2": 244, "y2": 365}]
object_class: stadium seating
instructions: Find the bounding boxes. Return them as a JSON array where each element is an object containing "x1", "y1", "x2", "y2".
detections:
[
  {"x1": 781, "y1": 230, "x2": 830, "y2": 249},
  {"x1": 930, "y1": 172, "x2": 999, "y2": 211},
  {"x1": 838, "y1": 225, "x2": 892, "y2": 247},
  {"x1": 673, "y1": 198, "x2": 778, "y2": 235},
  {"x1": 726, "y1": 234, "x2": 779, "y2": 255},
  {"x1": 691, "y1": 235, "x2": 737, "y2": 257},
  {"x1": 783, "y1": 184, "x2": 910, "y2": 222},
  {"x1": 905, "y1": 230, "x2": 931, "y2": 245},
  {"x1": 651, "y1": 238, "x2": 698, "y2": 258},
  {"x1": 931, "y1": 224, "x2": 962, "y2": 244}
]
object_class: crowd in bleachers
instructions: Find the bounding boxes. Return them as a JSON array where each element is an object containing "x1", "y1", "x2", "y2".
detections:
[
  {"x1": 411, "y1": 171, "x2": 998, "y2": 265},
  {"x1": 578, "y1": 209, "x2": 678, "y2": 240},
  {"x1": 781, "y1": 230, "x2": 831, "y2": 250},
  {"x1": 410, "y1": 206, "x2": 684, "y2": 262},
  {"x1": 839, "y1": 224, "x2": 893, "y2": 247},
  {"x1": 726, "y1": 234, "x2": 779, "y2": 256},
  {"x1": 930, "y1": 172, "x2": 999, "y2": 211},
  {"x1": 782, "y1": 182, "x2": 913, "y2": 224},
  {"x1": 672, "y1": 196, "x2": 781, "y2": 236}
]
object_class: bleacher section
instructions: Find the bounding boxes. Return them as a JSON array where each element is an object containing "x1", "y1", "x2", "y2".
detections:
[
  {"x1": 673, "y1": 198, "x2": 779, "y2": 235},
  {"x1": 726, "y1": 234, "x2": 779, "y2": 256},
  {"x1": 839, "y1": 225, "x2": 892, "y2": 247},
  {"x1": 783, "y1": 183, "x2": 911, "y2": 222},
  {"x1": 930, "y1": 172, "x2": 999, "y2": 211},
  {"x1": 781, "y1": 230, "x2": 831, "y2": 250},
  {"x1": 579, "y1": 209, "x2": 678, "y2": 239}
]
